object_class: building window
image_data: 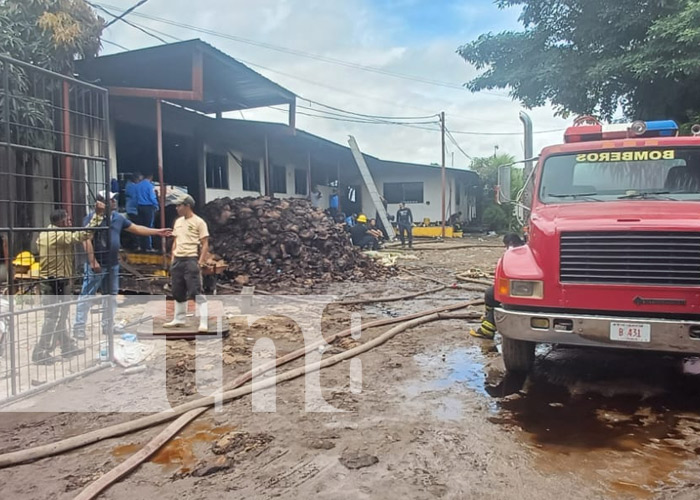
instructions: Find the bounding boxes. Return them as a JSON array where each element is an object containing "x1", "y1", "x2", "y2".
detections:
[
  {"x1": 294, "y1": 168, "x2": 308, "y2": 195},
  {"x1": 455, "y1": 182, "x2": 461, "y2": 206},
  {"x1": 206, "y1": 152, "x2": 229, "y2": 190},
  {"x1": 271, "y1": 164, "x2": 287, "y2": 194},
  {"x1": 242, "y1": 159, "x2": 260, "y2": 192},
  {"x1": 383, "y1": 182, "x2": 424, "y2": 204}
]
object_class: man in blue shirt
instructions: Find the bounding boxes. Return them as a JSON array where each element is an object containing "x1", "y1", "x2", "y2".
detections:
[
  {"x1": 329, "y1": 189, "x2": 339, "y2": 218},
  {"x1": 73, "y1": 191, "x2": 171, "y2": 340},
  {"x1": 134, "y1": 173, "x2": 160, "y2": 252},
  {"x1": 125, "y1": 172, "x2": 142, "y2": 220}
]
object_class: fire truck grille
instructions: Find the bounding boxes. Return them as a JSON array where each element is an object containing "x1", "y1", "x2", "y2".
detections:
[{"x1": 560, "y1": 231, "x2": 700, "y2": 286}]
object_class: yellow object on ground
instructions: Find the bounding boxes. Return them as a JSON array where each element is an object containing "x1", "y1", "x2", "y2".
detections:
[
  {"x1": 411, "y1": 226, "x2": 462, "y2": 238},
  {"x1": 364, "y1": 251, "x2": 418, "y2": 266},
  {"x1": 122, "y1": 252, "x2": 164, "y2": 265}
]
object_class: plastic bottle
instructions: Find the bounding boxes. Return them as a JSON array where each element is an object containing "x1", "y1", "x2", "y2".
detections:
[{"x1": 98, "y1": 341, "x2": 109, "y2": 362}]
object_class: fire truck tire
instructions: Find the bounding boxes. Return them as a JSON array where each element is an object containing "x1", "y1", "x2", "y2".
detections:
[{"x1": 502, "y1": 337, "x2": 535, "y2": 373}]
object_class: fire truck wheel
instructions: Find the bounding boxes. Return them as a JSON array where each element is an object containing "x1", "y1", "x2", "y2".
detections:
[{"x1": 502, "y1": 337, "x2": 535, "y2": 373}]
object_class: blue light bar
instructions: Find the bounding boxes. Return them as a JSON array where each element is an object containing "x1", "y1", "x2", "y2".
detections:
[{"x1": 644, "y1": 120, "x2": 679, "y2": 136}]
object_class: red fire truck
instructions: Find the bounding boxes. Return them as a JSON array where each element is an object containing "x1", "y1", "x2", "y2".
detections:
[{"x1": 495, "y1": 118, "x2": 700, "y2": 372}]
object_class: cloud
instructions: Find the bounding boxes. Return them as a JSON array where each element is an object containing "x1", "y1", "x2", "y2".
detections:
[{"x1": 101, "y1": 0, "x2": 570, "y2": 166}]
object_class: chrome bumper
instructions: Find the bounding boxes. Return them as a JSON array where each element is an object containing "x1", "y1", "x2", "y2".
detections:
[{"x1": 494, "y1": 308, "x2": 700, "y2": 354}]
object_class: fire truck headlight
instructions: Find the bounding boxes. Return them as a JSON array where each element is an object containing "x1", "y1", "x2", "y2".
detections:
[{"x1": 509, "y1": 280, "x2": 544, "y2": 299}]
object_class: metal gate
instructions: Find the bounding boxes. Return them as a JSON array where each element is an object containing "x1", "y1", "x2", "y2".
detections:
[{"x1": 0, "y1": 54, "x2": 112, "y2": 402}]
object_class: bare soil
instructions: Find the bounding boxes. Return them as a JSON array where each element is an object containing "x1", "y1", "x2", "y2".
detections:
[{"x1": 2, "y1": 236, "x2": 700, "y2": 499}]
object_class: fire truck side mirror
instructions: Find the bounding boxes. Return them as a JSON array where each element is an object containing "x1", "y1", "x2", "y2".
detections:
[{"x1": 497, "y1": 165, "x2": 512, "y2": 205}]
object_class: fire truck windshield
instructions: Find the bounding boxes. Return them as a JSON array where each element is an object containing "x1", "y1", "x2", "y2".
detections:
[{"x1": 539, "y1": 148, "x2": 700, "y2": 203}]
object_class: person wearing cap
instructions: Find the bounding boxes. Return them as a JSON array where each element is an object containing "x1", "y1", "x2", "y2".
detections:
[
  {"x1": 32, "y1": 209, "x2": 99, "y2": 364},
  {"x1": 73, "y1": 191, "x2": 172, "y2": 340},
  {"x1": 163, "y1": 195, "x2": 210, "y2": 332},
  {"x1": 349, "y1": 214, "x2": 379, "y2": 250}
]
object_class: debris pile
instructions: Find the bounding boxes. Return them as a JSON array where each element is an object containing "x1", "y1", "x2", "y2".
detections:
[{"x1": 202, "y1": 197, "x2": 394, "y2": 289}]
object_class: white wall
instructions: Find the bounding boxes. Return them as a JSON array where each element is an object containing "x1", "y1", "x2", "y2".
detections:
[
  {"x1": 204, "y1": 147, "x2": 264, "y2": 203},
  {"x1": 204, "y1": 152, "x2": 313, "y2": 203},
  {"x1": 362, "y1": 169, "x2": 460, "y2": 223}
]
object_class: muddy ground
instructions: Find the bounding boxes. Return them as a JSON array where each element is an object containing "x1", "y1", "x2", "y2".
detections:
[{"x1": 2, "y1": 236, "x2": 700, "y2": 499}]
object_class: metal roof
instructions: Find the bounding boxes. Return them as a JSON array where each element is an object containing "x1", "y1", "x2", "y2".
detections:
[
  {"x1": 76, "y1": 39, "x2": 296, "y2": 114},
  {"x1": 206, "y1": 118, "x2": 479, "y2": 178}
]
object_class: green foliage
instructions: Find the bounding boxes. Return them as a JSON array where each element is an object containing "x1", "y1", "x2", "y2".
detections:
[
  {"x1": 458, "y1": 0, "x2": 700, "y2": 125},
  {"x1": 0, "y1": 0, "x2": 104, "y2": 146},
  {"x1": 482, "y1": 204, "x2": 509, "y2": 232},
  {"x1": 0, "y1": 0, "x2": 104, "y2": 73},
  {"x1": 469, "y1": 153, "x2": 516, "y2": 188},
  {"x1": 469, "y1": 153, "x2": 523, "y2": 231}
]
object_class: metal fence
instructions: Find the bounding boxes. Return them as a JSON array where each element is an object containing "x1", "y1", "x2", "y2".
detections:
[{"x1": 0, "y1": 54, "x2": 112, "y2": 402}]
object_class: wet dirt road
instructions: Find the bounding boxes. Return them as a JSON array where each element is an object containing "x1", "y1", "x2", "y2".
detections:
[{"x1": 1, "y1": 239, "x2": 700, "y2": 498}]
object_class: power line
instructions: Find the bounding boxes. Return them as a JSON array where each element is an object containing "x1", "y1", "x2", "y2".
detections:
[
  {"x1": 87, "y1": 1, "x2": 168, "y2": 44},
  {"x1": 95, "y1": 10, "x2": 559, "y2": 137},
  {"x1": 445, "y1": 128, "x2": 473, "y2": 161},
  {"x1": 266, "y1": 106, "x2": 441, "y2": 130},
  {"x1": 302, "y1": 98, "x2": 438, "y2": 121},
  {"x1": 103, "y1": 0, "x2": 150, "y2": 28},
  {"x1": 95, "y1": 1, "x2": 512, "y2": 98},
  {"x1": 102, "y1": 38, "x2": 130, "y2": 51},
  {"x1": 297, "y1": 105, "x2": 439, "y2": 126},
  {"x1": 449, "y1": 127, "x2": 565, "y2": 136},
  {"x1": 110, "y1": 15, "x2": 522, "y2": 128}
]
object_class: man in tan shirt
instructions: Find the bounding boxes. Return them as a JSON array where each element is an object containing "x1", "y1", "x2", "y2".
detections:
[{"x1": 164, "y1": 195, "x2": 210, "y2": 332}]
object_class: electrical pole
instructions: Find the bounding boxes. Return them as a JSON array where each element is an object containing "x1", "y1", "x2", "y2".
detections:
[{"x1": 440, "y1": 111, "x2": 446, "y2": 239}]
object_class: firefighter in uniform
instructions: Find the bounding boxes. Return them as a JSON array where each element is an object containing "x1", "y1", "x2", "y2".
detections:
[{"x1": 470, "y1": 233, "x2": 525, "y2": 340}]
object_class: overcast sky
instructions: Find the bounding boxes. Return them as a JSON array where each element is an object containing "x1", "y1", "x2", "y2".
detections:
[{"x1": 98, "y1": 0, "x2": 571, "y2": 167}]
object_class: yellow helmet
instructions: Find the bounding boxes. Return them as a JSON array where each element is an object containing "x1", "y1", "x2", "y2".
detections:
[
  {"x1": 13, "y1": 251, "x2": 35, "y2": 267},
  {"x1": 356, "y1": 214, "x2": 367, "y2": 223}
]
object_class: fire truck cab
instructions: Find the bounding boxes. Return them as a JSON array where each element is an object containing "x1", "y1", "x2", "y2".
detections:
[{"x1": 495, "y1": 119, "x2": 700, "y2": 372}]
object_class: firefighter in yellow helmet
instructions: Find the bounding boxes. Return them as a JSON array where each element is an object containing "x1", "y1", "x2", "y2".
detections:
[{"x1": 349, "y1": 214, "x2": 379, "y2": 250}]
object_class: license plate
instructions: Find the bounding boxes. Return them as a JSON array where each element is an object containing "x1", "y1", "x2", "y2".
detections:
[{"x1": 610, "y1": 322, "x2": 651, "y2": 343}]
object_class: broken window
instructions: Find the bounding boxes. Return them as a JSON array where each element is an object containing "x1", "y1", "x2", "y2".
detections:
[
  {"x1": 206, "y1": 152, "x2": 229, "y2": 190},
  {"x1": 242, "y1": 159, "x2": 261, "y2": 192},
  {"x1": 272, "y1": 164, "x2": 287, "y2": 194},
  {"x1": 294, "y1": 168, "x2": 308, "y2": 195}
]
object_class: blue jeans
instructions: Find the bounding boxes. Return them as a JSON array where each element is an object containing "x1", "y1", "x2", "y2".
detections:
[
  {"x1": 137, "y1": 205, "x2": 156, "y2": 250},
  {"x1": 74, "y1": 263, "x2": 120, "y2": 333}
]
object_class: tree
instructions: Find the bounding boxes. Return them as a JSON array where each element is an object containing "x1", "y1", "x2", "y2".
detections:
[
  {"x1": 0, "y1": 0, "x2": 104, "y2": 73},
  {"x1": 457, "y1": 0, "x2": 700, "y2": 125},
  {"x1": 470, "y1": 153, "x2": 523, "y2": 231},
  {"x1": 0, "y1": 0, "x2": 104, "y2": 236},
  {"x1": 0, "y1": 0, "x2": 105, "y2": 144}
]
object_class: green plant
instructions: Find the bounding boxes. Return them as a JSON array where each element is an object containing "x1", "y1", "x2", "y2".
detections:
[{"x1": 482, "y1": 204, "x2": 509, "y2": 232}]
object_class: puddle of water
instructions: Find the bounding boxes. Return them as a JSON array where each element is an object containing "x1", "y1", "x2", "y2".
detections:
[
  {"x1": 111, "y1": 421, "x2": 235, "y2": 472},
  {"x1": 404, "y1": 345, "x2": 499, "y2": 419},
  {"x1": 492, "y1": 348, "x2": 700, "y2": 497},
  {"x1": 409, "y1": 343, "x2": 700, "y2": 496}
]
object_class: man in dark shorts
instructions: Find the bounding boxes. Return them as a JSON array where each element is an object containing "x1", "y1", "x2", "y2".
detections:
[{"x1": 164, "y1": 195, "x2": 210, "y2": 332}]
